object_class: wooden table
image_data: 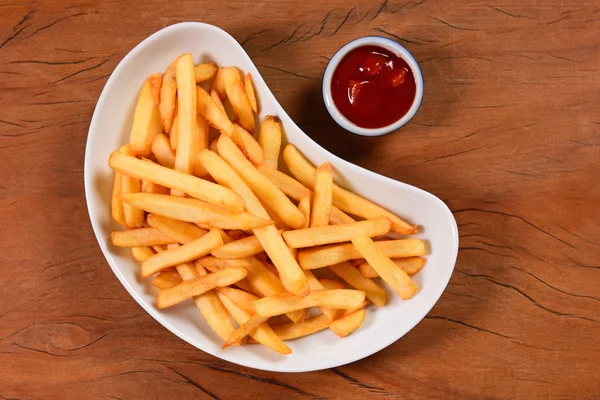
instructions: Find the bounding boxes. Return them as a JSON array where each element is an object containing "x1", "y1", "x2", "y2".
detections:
[{"x1": 1, "y1": 1, "x2": 599, "y2": 398}]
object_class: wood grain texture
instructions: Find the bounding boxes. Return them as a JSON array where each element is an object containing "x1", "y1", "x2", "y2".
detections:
[{"x1": 1, "y1": 0, "x2": 599, "y2": 399}]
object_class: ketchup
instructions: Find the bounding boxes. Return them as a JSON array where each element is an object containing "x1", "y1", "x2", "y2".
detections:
[{"x1": 330, "y1": 45, "x2": 417, "y2": 129}]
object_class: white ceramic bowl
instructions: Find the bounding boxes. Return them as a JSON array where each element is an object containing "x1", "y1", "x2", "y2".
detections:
[
  {"x1": 322, "y1": 36, "x2": 424, "y2": 136},
  {"x1": 84, "y1": 22, "x2": 458, "y2": 372}
]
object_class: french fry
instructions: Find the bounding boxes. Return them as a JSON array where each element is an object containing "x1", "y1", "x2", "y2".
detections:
[
  {"x1": 196, "y1": 86, "x2": 248, "y2": 156},
  {"x1": 174, "y1": 53, "x2": 197, "y2": 177},
  {"x1": 112, "y1": 228, "x2": 177, "y2": 247},
  {"x1": 132, "y1": 246, "x2": 155, "y2": 262},
  {"x1": 282, "y1": 218, "x2": 391, "y2": 249},
  {"x1": 254, "y1": 289, "x2": 366, "y2": 317},
  {"x1": 152, "y1": 269, "x2": 183, "y2": 289},
  {"x1": 299, "y1": 239, "x2": 426, "y2": 270},
  {"x1": 108, "y1": 151, "x2": 245, "y2": 213},
  {"x1": 146, "y1": 214, "x2": 207, "y2": 244},
  {"x1": 194, "y1": 115, "x2": 210, "y2": 177},
  {"x1": 208, "y1": 138, "x2": 219, "y2": 154},
  {"x1": 153, "y1": 245, "x2": 167, "y2": 253},
  {"x1": 298, "y1": 196, "x2": 311, "y2": 229},
  {"x1": 144, "y1": 182, "x2": 170, "y2": 195},
  {"x1": 151, "y1": 133, "x2": 176, "y2": 168},
  {"x1": 159, "y1": 61, "x2": 177, "y2": 133},
  {"x1": 352, "y1": 236, "x2": 418, "y2": 300},
  {"x1": 221, "y1": 67, "x2": 255, "y2": 132},
  {"x1": 235, "y1": 123, "x2": 264, "y2": 166},
  {"x1": 359, "y1": 257, "x2": 426, "y2": 278},
  {"x1": 258, "y1": 116, "x2": 282, "y2": 169},
  {"x1": 211, "y1": 234, "x2": 266, "y2": 259},
  {"x1": 118, "y1": 146, "x2": 145, "y2": 228},
  {"x1": 194, "y1": 61, "x2": 217, "y2": 83},
  {"x1": 218, "y1": 286, "x2": 259, "y2": 313},
  {"x1": 142, "y1": 229, "x2": 223, "y2": 277},
  {"x1": 283, "y1": 144, "x2": 418, "y2": 234},
  {"x1": 223, "y1": 313, "x2": 269, "y2": 349},
  {"x1": 210, "y1": 89, "x2": 226, "y2": 113},
  {"x1": 329, "y1": 262, "x2": 386, "y2": 307},
  {"x1": 329, "y1": 309, "x2": 366, "y2": 338},
  {"x1": 218, "y1": 260, "x2": 307, "y2": 323},
  {"x1": 129, "y1": 74, "x2": 163, "y2": 157},
  {"x1": 245, "y1": 73, "x2": 258, "y2": 113},
  {"x1": 254, "y1": 225, "x2": 310, "y2": 298},
  {"x1": 111, "y1": 172, "x2": 127, "y2": 226},
  {"x1": 217, "y1": 291, "x2": 291, "y2": 354},
  {"x1": 212, "y1": 68, "x2": 227, "y2": 99},
  {"x1": 170, "y1": 112, "x2": 179, "y2": 150},
  {"x1": 310, "y1": 163, "x2": 332, "y2": 228},
  {"x1": 197, "y1": 258, "x2": 257, "y2": 295},
  {"x1": 304, "y1": 270, "x2": 338, "y2": 321},
  {"x1": 196, "y1": 149, "x2": 268, "y2": 219},
  {"x1": 218, "y1": 134, "x2": 305, "y2": 229},
  {"x1": 319, "y1": 279, "x2": 345, "y2": 290},
  {"x1": 271, "y1": 314, "x2": 330, "y2": 340},
  {"x1": 258, "y1": 165, "x2": 355, "y2": 225},
  {"x1": 157, "y1": 267, "x2": 247, "y2": 308}
]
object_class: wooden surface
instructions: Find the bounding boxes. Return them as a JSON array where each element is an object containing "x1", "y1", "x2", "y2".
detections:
[{"x1": 1, "y1": 0, "x2": 599, "y2": 399}]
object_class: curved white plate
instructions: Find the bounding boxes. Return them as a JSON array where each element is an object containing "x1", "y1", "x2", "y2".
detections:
[{"x1": 84, "y1": 22, "x2": 459, "y2": 373}]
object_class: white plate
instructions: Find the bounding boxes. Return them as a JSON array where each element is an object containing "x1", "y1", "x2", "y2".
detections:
[{"x1": 84, "y1": 22, "x2": 459, "y2": 372}]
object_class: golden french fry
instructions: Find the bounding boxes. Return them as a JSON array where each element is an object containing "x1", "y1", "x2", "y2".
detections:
[
  {"x1": 118, "y1": 147, "x2": 145, "y2": 228},
  {"x1": 245, "y1": 73, "x2": 258, "y2": 113},
  {"x1": 254, "y1": 225, "x2": 310, "y2": 298},
  {"x1": 217, "y1": 260, "x2": 307, "y2": 323},
  {"x1": 129, "y1": 74, "x2": 163, "y2": 157},
  {"x1": 194, "y1": 61, "x2": 217, "y2": 83},
  {"x1": 157, "y1": 267, "x2": 247, "y2": 308},
  {"x1": 310, "y1": 163, "x2": 333, "y2": 228},
  {"x1": 151, "y1": 133, "x2": 175, "y2": 168},
  {"x1": 235, "y1": 123, "x2": 264, "y2": 166},
  {"x1": 196, "y1": 149, "x2": 267, "y2": 219},
  {"x1": 352, "y1": 236, "x2": 418, "y2": 300},
  {"x1": 112, "y1": 227, "x2": 177, "y2": 247},
  {"x1": 304, "y1": 270, "x2": 338, "y2": 321},
  {"x1": 222, "y1": 313, "x2": 269, "y2": 349},
  {"x1": 258, "y1": 165, "x2": 354, "y2": 225},
  {"x1": 329, "y1": 262, "x2": 386, "y2": 307},
  {"x1": 218, "y1": 286, "x2": 259, "y2": 313},
  {"x1": 211, "y1": 234, "x2": 266, "y2": 259},
  {"x1": 217, "y1": 291, "x2": 291, "y2": 354},
  {"x1": 282, "y1": 218, "x2": 391, "y2": 249},
  {"x1": 212, "y1": 68, "x2": 227, "y2": 99},
  {"x1": 283, "y1": 144, "x2": 418, "y2": 234},
  {"x1": 170, "y1": 112, "x2": 179, "y2": 150},
  {"x1": 146, "y1": 214, "x2": 207, "y2": 244},
  {"x1": 208, "y1": 138, "x2": 219, "y2": 154},
  {"x1": 159, "y1": 61, "x2": 177, "y2": 133},
  {"x1": 319, "y1": 279, "x2": 345, "y2": 290},
  {"x1": 329, "y1": 309, "x2": 366, "y2": 338},
  {"x1": 359, "y1": 257, "x2": 426, "y2": 278},
  {"x1": 298, "y1": 196, "x2": 311, "y2": 229},
  {"x1": 108, "y1": 151, "x2": 244, "y2": 213},
  {"x1": 142, "y1": 229, "x2": 223, "y2": 277},
  {"x1": 218, "y1": 135, "x2": 305, "y2": 228},
  {"x1": 174, "y1": 53, "x2": 197, "y2": 175},
  {"x1": 210, "y1": 89, "x2": 226, "y2": 114},
  {"x1": 193, "y1": 116, "x2": 210, "y2": 177},
  {"x1": 144, "y1": 182, "x2": 170, "y2": 195},
  {"x1": 254, "y1": 289, "x2": 365, "y2": 317},
  {"x1": 111, "y1": 172, "x2": 127, "y2": 227},
  {"x1": 258, "y1": 116, "x2": 282, "y2": 169},
  {"x1": 176, "y1": 261, "x2": 236, "y2": 342},
  {"x1": 271, "y1": 314, "x2": 330, "y2": 340},
  {"x1": 221, "y1": 67, "x2": 255, "y2": 132},
  {"x1": 131, "y1": 246, "x2": 155, "y2": 262},
  {"x1": 152, "y1": 269, "x2": 183, "y2": 289},
  {"x1": 196, "y1": 86, "x2": 248, "y2": 156},
  {"x1": 197, "y1": 258, "x2": 257, "y2": 295},
  {"x1": 298, "y1": 239, "x2": 426, "y2": 270}
]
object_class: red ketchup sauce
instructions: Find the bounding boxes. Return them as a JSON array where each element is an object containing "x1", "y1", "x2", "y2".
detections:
[{"x1": 331, "y1": 45, "x2": 416, "y2": 129}]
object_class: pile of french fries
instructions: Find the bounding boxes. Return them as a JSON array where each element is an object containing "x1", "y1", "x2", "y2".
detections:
[{"x1": 108, "y1": 53, "x2": 427, "y2": 355}]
